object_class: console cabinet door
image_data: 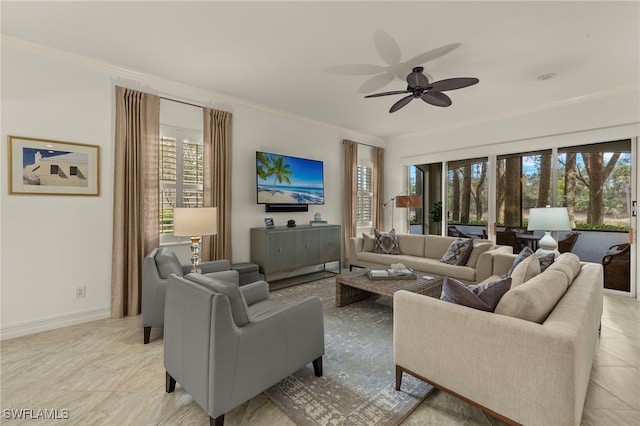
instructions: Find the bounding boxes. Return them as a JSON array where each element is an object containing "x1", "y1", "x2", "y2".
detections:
[
  {"x1": 266, "y1": 231, "x2": 295, "y2": 272},
  {"x1": 294, "y1": 228, "x2": 321, "y2": 266},
  {"x1": 321, "y1": 226, "x2": 341, "y2": 263}
]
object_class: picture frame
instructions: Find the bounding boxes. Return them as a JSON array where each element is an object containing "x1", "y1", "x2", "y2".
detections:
[
  {"x1": 264, "y1": 218, "x2": 275, "y2": 228},
  {"x1": 7, "y1": 136, "x2": 100, "y2": 196}
]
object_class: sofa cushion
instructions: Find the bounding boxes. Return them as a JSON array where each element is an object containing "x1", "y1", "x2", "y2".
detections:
[
  {"x1": 397, "y1": 234, "x2": 426, "y2": 257},
  {"x1": 441, "y1": 276, "x2": 512, "y2": 312},
  {"x1": 184, "y1": 273, "x2": 250, "y2": 327},
  {"x1": 441, "y1": 238, "x2": 473, "y2": 266},
  {"x1": 510, "y1": 253, "x2": 540, "y2": 288},
  {"x1": 466, "y1": 241, "x2": 495, "y2": 268},
  {"x1": 538, "y1": 253, "x2": 555, "y2": 272},
  {"x1": 504, "y1": 246, "x2": 534, "y2": 278},
  {"x1": 546, "y1": 252, "x2": 581, "y2": 285},
  {"x1": 425, "y1": 235, "x2": 458, "y2": 259},
  {"x1": 374, "y1": 229, "x2": 401, "y2": 254},
  {"x1": 362, "y1": 233, "x2": 375, "y2": 252},
  {"x1": 155, "y1": 248, "x2": 184, "y2": 279},
  {"x1": 494, "y1": 269, "x2": 569, "y2": 323}
]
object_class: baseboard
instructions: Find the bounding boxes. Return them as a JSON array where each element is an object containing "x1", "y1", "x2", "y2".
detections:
[{"x1": 0, "y1": 306, "x2": 111, "y2": 340}]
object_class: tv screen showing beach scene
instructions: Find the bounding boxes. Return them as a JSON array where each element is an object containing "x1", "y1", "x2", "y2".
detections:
[{"x1": 256, "y1": 151, "x2": 324, "y2": 205}]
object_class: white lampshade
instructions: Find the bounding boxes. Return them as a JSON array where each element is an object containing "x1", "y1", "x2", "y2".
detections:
[
  {"x1": 527, "y1": 207, "x2": 571, "y2": 231},
  {"x1": 173, "y1": 207, "x2": 217, "y2": 236}
]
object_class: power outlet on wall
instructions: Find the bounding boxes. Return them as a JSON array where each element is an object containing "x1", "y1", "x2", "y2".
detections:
[{"x1": 75, "y1": 286, "x2": 86, "y2": 298}]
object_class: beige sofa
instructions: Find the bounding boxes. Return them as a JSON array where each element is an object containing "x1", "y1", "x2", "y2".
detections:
[
  {"x1": 349, "y1": 233, "x2": 512, "y2": 283},
  {"x1": 394, "y1": 252, "x2": 603, "y2": 426}
]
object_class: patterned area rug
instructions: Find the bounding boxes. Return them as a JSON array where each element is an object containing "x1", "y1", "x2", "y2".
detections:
[{"x1": 265, "y1": 277, "x2": 433, "y2": 425}]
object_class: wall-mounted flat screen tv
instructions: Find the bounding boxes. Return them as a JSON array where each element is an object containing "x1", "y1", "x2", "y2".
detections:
[{"x1": 256, "y1": 151, "x2": 324, "y2": 205}]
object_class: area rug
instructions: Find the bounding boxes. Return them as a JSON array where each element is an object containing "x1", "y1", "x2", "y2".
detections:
[{"x1": 265, "y1": 277, "x2": 434, "y2": 425}]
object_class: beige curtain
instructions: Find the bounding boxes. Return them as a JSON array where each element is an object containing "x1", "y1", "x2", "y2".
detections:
[
  {"x1": 202, "y1": 108, "x2": 233, "y2": 261},
  {"x1": 343, "y1": 139, "x2": 358, "y2": 266},
  {"x1": 373, "y1": 146, "x2": 385, "y2": 230},
  {"x1": 111, "y1": 86, "x2": 160, "y2": 318}
]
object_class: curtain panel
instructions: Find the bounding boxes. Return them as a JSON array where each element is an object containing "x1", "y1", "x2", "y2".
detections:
[
  {"x1": 111, "y1": 86, "x2": 160, "y2": 318},
  {"x1": 343, "y1": 139, "x2": 358, "y2": 266},
  {"x1": 373, "y1": 146, "x2": 385, "y2": 231},
  {"x1": 202, "y1": 108, "x2": 233, "y2": 261}
]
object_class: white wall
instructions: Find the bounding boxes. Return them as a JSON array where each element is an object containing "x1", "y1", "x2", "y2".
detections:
[{"x1": 0, "y1": 38, "x2": 382, "y2": 338}]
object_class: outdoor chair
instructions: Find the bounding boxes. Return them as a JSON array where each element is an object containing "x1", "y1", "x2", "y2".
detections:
[
  {"x1": 496, "y1": 230, "x2": 522, "y2": 254},
  {"x1": 558, "y1": 231, "x2": 581, "y2": 253},
  {"x1": 602, "y1": 243, "x2": 630, "y2": 291}
]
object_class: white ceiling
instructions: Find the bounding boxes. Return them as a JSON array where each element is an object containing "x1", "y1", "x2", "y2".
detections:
[{"x1": 2, "y1": 1, "x2": 639, "y2": 140}]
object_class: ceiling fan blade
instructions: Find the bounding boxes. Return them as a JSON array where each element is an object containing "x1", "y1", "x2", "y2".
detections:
[
  {"x1": 358, "y1": 72, "x2": 395, "y2": 94},
  {"x1": 406, "y1": 70, "x2": 428, "y2": 89},
  {"x1": 364, "y1": 90, "x2": 410, "y2": 98},
  {"x1": 421, "y1": 91, "x2": 452, "y2": 107},
  {"x1": 325, "y1": 64, "x2": 387, "y2": 75},
  {"x1": 402, "y1": 43, "x2": 462, "y2": 68},
  {"x1": 373, "y1": 30, "x2": 401, "y2": 65},
  {"x1": 429, "y1": 77, "x2": 479, "y2": 92},
  {"x1": 389, "y1": 95, "x2": 415, "y2": 113}
]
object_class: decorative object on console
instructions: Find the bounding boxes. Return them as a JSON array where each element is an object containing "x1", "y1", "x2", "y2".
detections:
[
  {"x1": 287, "y1": 219, "x2": 296, "y2": 227},
  {"x1": 173, "y1": 207, "x2": 217, "y2": 273},
  {"x1": 264, "y1": 217, "x2": 275, "y2": 228},
  {"x1": 527, "y1": 206, "x2": 571, "y2": 258},
  {"x1": 314, "y1": 212, "x2": 322, "y2": 221}
]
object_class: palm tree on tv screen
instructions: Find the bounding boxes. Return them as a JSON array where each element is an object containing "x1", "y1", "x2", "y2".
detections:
[
  {"x1": 256, "y1": 152, "x2": 270, "y2": 180},
  {"x1": 268, "y1": 156, "x2": 293, "y2": 194}
]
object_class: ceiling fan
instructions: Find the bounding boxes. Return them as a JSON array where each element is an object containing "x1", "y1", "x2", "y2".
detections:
[{"x1": 364, "y1": 66, "x2": 479, "y2": 113}]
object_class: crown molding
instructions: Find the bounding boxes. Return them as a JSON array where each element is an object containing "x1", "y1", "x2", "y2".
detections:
[{"x1": 2, "y1": 35, "x2": 382, "y2": 144}]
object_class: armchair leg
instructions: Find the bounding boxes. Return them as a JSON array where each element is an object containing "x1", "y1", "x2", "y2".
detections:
[
  {"x1": 395, "y1": 365, "x2": 403, "y2": 391},
  {"x1": 166, "y1": 372, "x2": 176, "y2": 393},
  {"x1": 313, "y1": 356, "x2": 323, "y2": 377},
  {"x1": 143, "y1": 326, "x2": 151, "y2": 344},
  {"x1": 210, "y1": 414, "x2": 224, "y2": 426}
]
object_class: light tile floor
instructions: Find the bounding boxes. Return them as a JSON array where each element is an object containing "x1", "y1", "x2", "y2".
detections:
[{"x1": 1, "y1": 293, "x2": 638, "y2": 425}]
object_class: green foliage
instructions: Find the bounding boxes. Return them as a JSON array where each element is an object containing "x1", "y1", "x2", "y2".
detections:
[
  {"x1": 428, "y1": 201, "x2": 442, "y2": 223},
  {"x1": 574, "y1": 222, "x2": 629, "y2": 232}
]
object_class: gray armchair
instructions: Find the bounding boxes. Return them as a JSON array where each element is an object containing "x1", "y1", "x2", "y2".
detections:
[
  {"x1": 164, "y1": 273, "x2": 324, "y2": 426},
  {"x1": 142, "y1": 247, "x2": 238, "y2": 344}
]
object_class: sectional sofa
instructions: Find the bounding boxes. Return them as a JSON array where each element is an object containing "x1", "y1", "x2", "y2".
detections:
[
  {"x1": 394, "y1": 252, "x2": 603, "y2": 425},
  {"x1": 349, "y1": 233, "x2": 512, "y2": 283}
]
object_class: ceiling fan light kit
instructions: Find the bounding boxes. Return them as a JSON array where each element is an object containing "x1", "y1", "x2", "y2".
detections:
[{"x1": 365, "y1": 66, "x2": 479, "y2": 113}]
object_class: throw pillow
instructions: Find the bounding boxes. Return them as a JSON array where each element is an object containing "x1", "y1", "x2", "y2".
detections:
[
  {"x1": 184, "y1": 273, "x2": 250, "y2": 327},
  {"x1": 440, "y1": 276, "x2": 512, "y2": 312},
  {"x1": 503, "y1": 246, "x2": 534, "y2": 278},
  {"x1": 509, "y1": 253, "x2": 540, "y2": 288},
  {"x1": 441, "y1": 238, "x2": 473, "y2": 265},
  {"x1": 374, "y1": 229, "x2": 401, "y2": 255},
  {"x1": 362, "y1": 233, "x2": 375, "y2": 252},
  {"x1": 538, "y1": 253, "x2": 555, "y2": 272}
]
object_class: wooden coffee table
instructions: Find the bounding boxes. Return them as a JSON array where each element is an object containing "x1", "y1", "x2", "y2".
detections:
[{"x1": 335, "y1": 266, "x2": 443, "y2": 307}]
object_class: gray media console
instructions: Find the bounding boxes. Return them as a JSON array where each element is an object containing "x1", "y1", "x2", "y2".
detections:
[{"x1": 250, "y1": 225, "x2": 341, "y2": 281}]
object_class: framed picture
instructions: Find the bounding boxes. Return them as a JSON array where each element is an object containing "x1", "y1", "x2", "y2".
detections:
[
  {"x1": 7, "y1": 136, "x2": 100, "y2": 196},
  {"x1": 264, "y1": 218, "x2": 275, "y2": 228}
]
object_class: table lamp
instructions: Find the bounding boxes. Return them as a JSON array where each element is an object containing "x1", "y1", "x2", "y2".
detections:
[
  {"x1": 527, "y1": 206, "x2": 571, "y2": 258},
  {"x1": 173, "y1": 207, "x2": 217, "y2": 273}
]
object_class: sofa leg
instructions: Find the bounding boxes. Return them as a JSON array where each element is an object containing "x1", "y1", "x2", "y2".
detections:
[
  {"x1": 166, "y1": 372, "x2": 176, "y2": 393},
  {"x1": 210, "y1": 414, "x2": 224, "y2": 426},
  {"x1": 143, "y1": 326, "x2": 151, "y2": 344},
  {"x1": 395, "y1": 365, "x2": 403, "y2": 391},
  {"x1": 312, "y1": 356, "x2": 323, "y2": 377}
]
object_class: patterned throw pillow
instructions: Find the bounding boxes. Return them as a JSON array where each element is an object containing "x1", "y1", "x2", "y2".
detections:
[
  {"x1": 373, "y1": 229, "x2": 401, "y2": 254},
  {"x1": 441, "y1": 238, "x2": 473, "y2": 265},
  {"x1": 503, "y1": 246, "x2": 534, "y2": 277},
  {"x1": 538, "y1": 253, "x2": 555, "y2": 272},
  {"x1": 440, "y1": 276, "x2": 512, "y2": 312}
]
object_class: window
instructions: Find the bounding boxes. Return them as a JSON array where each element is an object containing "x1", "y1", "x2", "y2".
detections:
[
  {"x1": 356, "y1": 162, "x2": 373, "y2": 227},
  {"x1": 159, "y1": 126, "x2": 204, "y2": 235},
  {"x1": 409, "y1": 165, "x2": 424, "y2": 233},
  {"x1": 447, "y1": 157, "x2": 489, "y2": 225}
]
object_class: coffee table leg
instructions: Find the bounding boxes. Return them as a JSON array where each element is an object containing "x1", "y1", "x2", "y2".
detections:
[{"x1": 336, "y1": 281, "x2": 374, "y2": 307}]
